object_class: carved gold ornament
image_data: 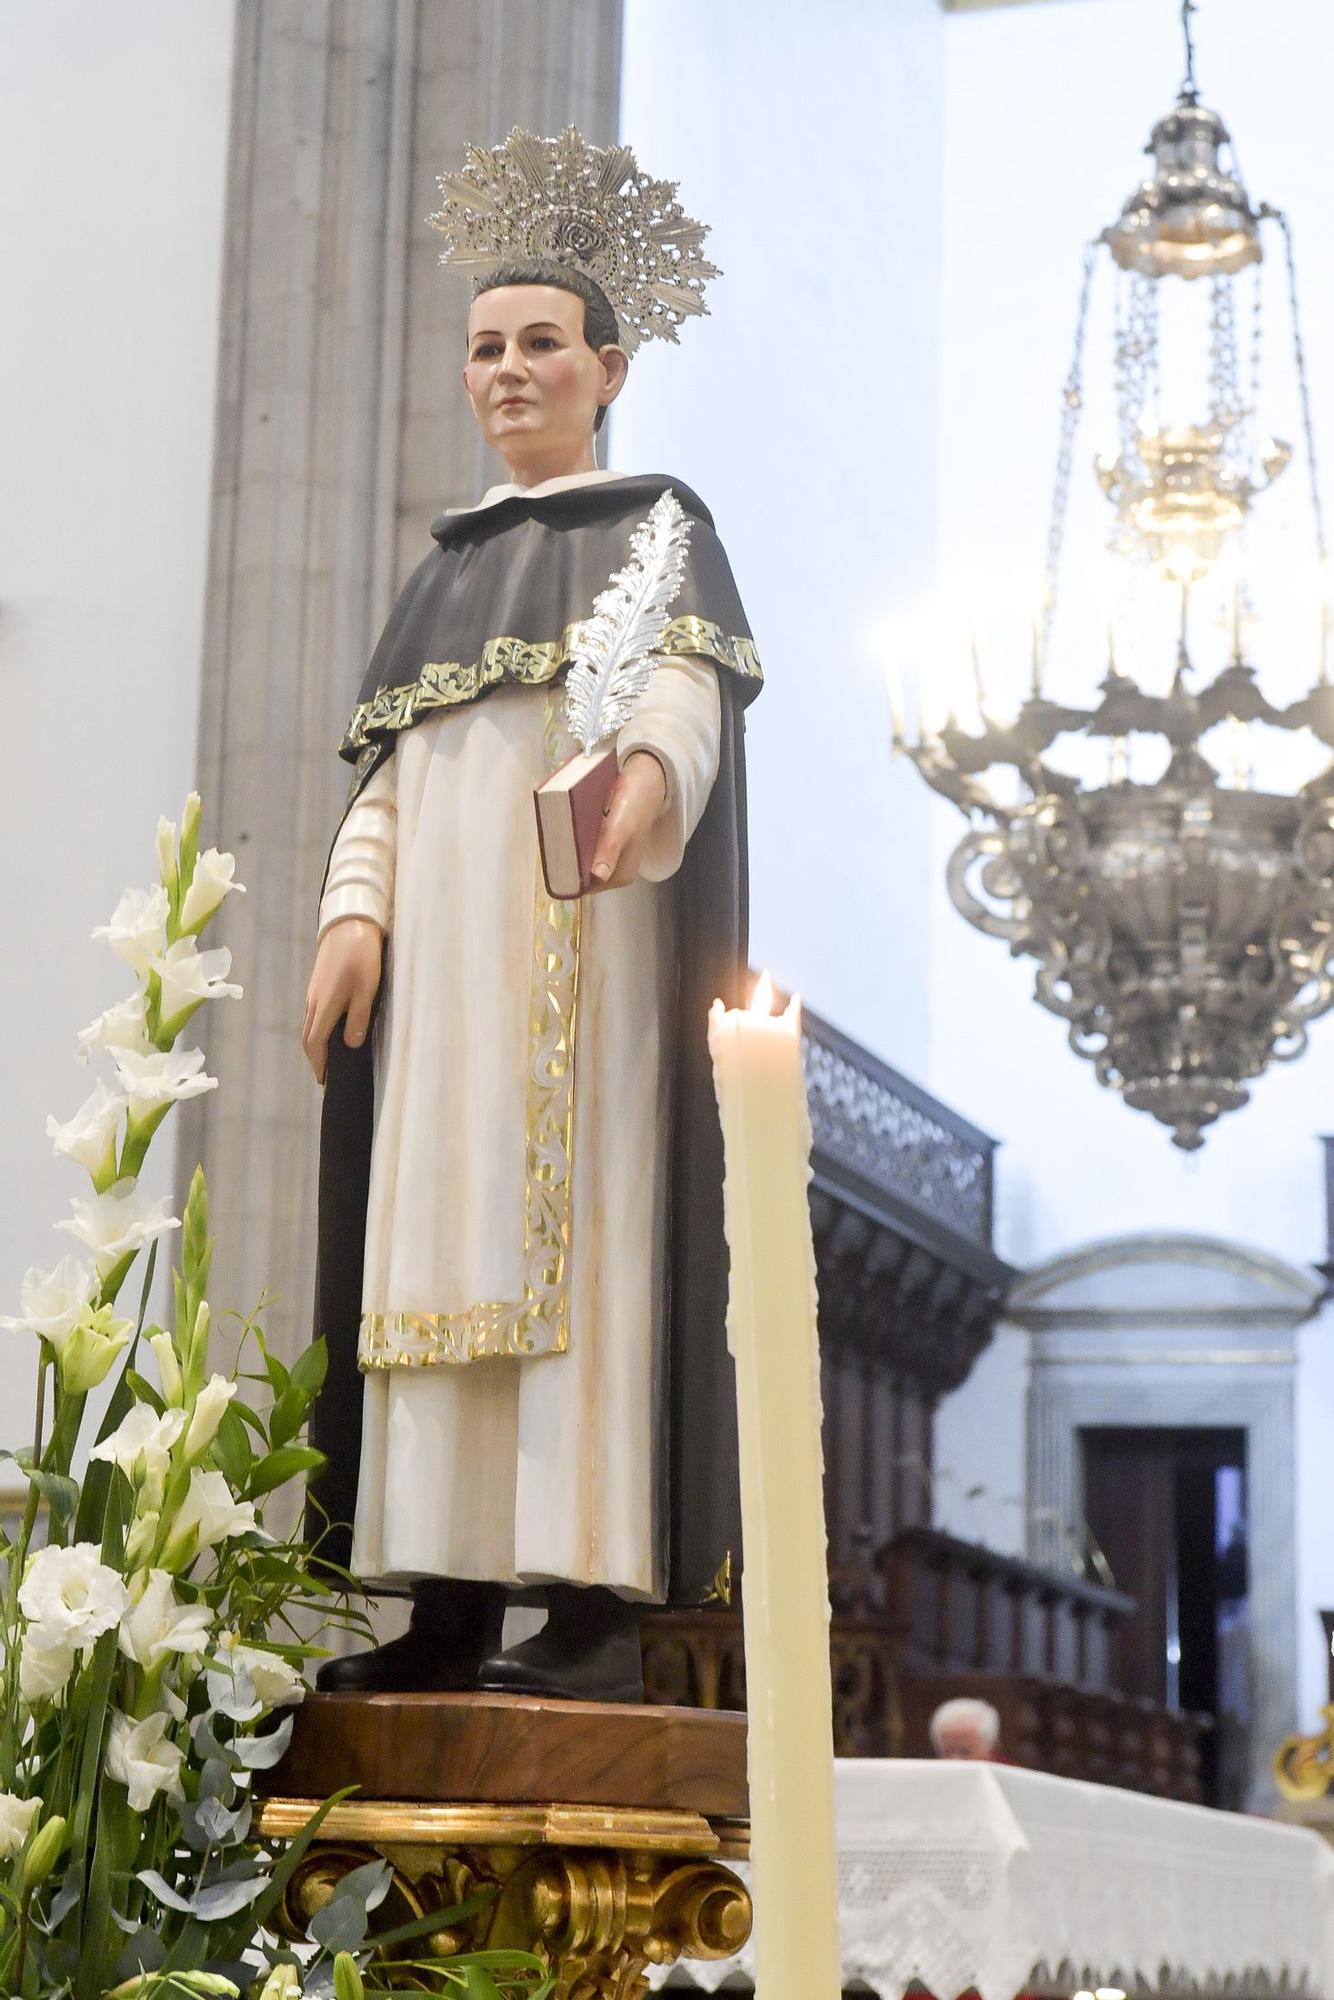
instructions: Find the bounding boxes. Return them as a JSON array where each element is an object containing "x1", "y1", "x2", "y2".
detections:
[{"x1": 259, "y1": 1799, "x2": 751, "y2": 2000}]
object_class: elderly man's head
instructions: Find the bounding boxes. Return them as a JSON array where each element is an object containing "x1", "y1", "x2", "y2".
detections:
[{"x1": 928, "y1": 1697, "x2": 1001, "y2": 1761}]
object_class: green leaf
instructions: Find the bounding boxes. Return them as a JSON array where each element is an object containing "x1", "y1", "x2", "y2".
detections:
[
  {"x1": 252, "y1": 1327, "x2": 289, "y2": 1397},
  {"x1": 203, "y1": 1788, "x2": 355, "y2": 1967},
  {"x1": 367, "y1": 1886, "x2": 500, "y2": 1950},
  {"x1": 227, "y1": 1399, "x2": 267, "y2": 1440},
  {"x1": 124, "y1": 1372, "x2": 166, "y2": 1417},
  {"x1": 246, "y1": 1445, "x2": 325, "y2": 1499},
  {"x1": 25, "y1": 1471, "x2": 79, "y2": 1524},
  {"x1": 287, "y1": 1340, "x2": 328, "y2": 1402},
  {"x1": 266, "y1": 1387, "x2": 307, "y2": 1452},
  {"x1": 211, "y1": 1408, "x2": 253, "y2": 1490}
]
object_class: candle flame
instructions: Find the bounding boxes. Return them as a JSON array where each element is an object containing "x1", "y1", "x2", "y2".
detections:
[{"x1": 749, "y1": 970, "x2": 776, "y2": 1017}]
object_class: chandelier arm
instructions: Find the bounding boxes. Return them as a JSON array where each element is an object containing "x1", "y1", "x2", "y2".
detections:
[
  {"x1": 1270, "y1": 208, "x2": 1329, "y2": 567},
  {"x1": 1042, "y1": 241, "x2": 1100, "y2": 643}
]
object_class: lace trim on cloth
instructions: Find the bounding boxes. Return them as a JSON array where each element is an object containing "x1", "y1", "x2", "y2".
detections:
[
  {"x1": 340, "y1": 614, "x2": 761, "y2": 756},
  {"x1": 358, "y1": 695, "x2": 581, "y2": 1369}
]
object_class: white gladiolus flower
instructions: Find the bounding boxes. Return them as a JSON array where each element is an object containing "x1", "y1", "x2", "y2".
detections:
[
  {"x1": 151, "y1": 940, "x2": 242, "y2": 1035},
  {"x1": 56, "y1": 1180, "x2": 179, "y2": 1276},
  {"x1": 106, "y1": 1710, "x2": 185, "y2": 1812},
  {"x1": 155, "y1": 816, "x2": 178, "y2": 886},
  {"x1": 219, "y1": 1638, "x2": 305, "y2": 1708},
  {"x1": 179, "y1": 848, "x2": 245, "y2": 933},
  {"x1": 163, "y1": 1470, "x2": 257, "y2": 1564},
  {"x1": 0, "y1": 1793, "x2": 40, "y2": 1857},
  {"x1": 76, "y1": 991, "x2": 152, "y2": 1065},
  {"x1": 93, "y1": 885, "x2": 169, "y2": 977},
  {"x1": 18, "y1": 1632, "x2": 77, "y2": 1703},
  {"x1": 118, "y1": 1570, "x2": 213, "y2": 1669},
  {"x1": 149, "y1": 1330, "x2": 184, "y2": 1406},
  {"x1": 90, "y1": 1404, "x2": 186, "y2": 1484},
  {"x1": 19, "y1": 1544, "x2": 128, "y2": 1649},
  {"x1": 46, "y1": 1082, "x2": 126, "y2": 1185},
  {"x1": 124, "y1": 1510, "x2": 160, "y2": 1572},
  {"x1": 0, "y1": 1257, "x2": 97, "y2": 1344},
  {"x1": 182, "y1": 1375, "x2": 236, "y2": 1460},
  {"x1": 111, "y1": 1045, "x2": 218, "y2": 1119}
]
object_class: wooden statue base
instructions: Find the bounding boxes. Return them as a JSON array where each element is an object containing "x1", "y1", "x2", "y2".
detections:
[{"x1": 257, "y1": 1694, "x2": 750, "y2": 1999}]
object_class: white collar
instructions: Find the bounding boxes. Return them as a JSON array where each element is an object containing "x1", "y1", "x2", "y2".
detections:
[{"x1": 448, "y1": 467, "x2": 628, "y2": 515}]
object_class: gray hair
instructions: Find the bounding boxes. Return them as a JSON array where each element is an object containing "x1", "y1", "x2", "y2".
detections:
[
  {"x1": 471, "y1": 263, "x2": 623, "y2": 433},
  {"x1": 928, "y1": 1698, "x2": 1001, "y2": 1751}
]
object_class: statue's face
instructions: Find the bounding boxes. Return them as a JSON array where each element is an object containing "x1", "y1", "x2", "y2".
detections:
[{"x1": 464, "y1": 285, "x2": 627, "y2": 474}]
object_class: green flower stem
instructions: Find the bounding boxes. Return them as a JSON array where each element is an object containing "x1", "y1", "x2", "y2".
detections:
[
  {"x1": 32, "y1": 1354, "x2": 48, "y2": 1475},
  {"x1": 119, "y1": 1106, "x2": 172, "y2": 1185},
  {"x1": 12, "y1": 1883, "x2": 31, "y2": 1997}
]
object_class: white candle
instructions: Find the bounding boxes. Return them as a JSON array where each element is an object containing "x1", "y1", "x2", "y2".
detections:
[{"x1": 708, "y1": 976, "x2": 841, "y2": 2000}]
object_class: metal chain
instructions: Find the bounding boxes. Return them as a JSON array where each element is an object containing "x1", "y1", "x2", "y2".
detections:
[
  {"x1": 1209, "y1": 273, "x2": 1243, "y2": 471},
  {"x1": 1248, "y1": 258, "x2": 1264, "y2": 448},
  {"x1": 1180, "y1": 0, "x2": 1199, "y2": 100},
  {"x1": 1042, "y1": 241, "x2": 1099, "y2": 633},
  {"x1": 1274, "y1": 209, "x2": 1329, "y2": 565}
]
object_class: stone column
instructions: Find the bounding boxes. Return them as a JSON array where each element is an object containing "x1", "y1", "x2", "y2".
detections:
[{"x1": 179, "y1": 0, "x2": 623, "y2": 1373}]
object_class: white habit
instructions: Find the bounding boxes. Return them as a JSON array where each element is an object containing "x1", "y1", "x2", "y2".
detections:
[{"x1": 319, "y1": 470, "x2": 722, "y2": 1600}]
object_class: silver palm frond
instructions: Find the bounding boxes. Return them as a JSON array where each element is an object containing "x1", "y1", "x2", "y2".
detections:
[{"x1": 564, "y1": 492, "x2": 694, "y2": 752}]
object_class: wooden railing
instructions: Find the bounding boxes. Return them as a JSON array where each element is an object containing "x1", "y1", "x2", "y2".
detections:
[{"x1": 641, "y1": 1526, "x2": 1211, "y2": 1802}]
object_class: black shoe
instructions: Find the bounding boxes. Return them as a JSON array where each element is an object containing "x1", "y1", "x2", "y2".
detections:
[
  {"x1": 316, "y1": 1578, "x2": 507, "y2": 1694},
  {"x1": 477, "y1": 1585, "x2": 644, "y2": 1703}
]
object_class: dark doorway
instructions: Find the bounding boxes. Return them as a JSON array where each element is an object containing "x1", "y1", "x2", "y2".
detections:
[{"x1": 1081, "y1": 1426, "x2": 1248, "y2": 1809}]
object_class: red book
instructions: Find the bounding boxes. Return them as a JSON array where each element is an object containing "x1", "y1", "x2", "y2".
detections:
[{"x1": 534, "y1": 746, "x2": 619, "y2": 899}]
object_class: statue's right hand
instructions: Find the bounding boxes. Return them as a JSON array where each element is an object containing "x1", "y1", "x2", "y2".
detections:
[{"x1": 302, "y1": 917, "x2": 384, "y2": 1085}]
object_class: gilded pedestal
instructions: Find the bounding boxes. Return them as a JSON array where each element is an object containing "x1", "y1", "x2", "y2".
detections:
[{"x1": 257, "y1": 1693, "x2": 751, "y2": 1999}]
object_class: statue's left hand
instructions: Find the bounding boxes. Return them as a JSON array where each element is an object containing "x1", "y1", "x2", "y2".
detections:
[{"x1": 589, "y1": 750, "x2": 669, "y2": 890}]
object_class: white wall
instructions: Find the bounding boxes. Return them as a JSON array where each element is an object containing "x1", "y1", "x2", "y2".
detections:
[
  {"x1": 0, "y1": 3, "x2": 235, "y2": 1431},
  {"x1": 618, "y1": 0, "x2": 945, "y2": 1079},
  {"x1": 930, "y1": 0, "x2": 1334, "y2": 1723}
]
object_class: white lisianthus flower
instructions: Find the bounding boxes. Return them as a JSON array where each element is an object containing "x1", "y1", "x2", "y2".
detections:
[
  {"x1": 118, "y1": 1570, "x2": 213, "y2": 1670},
  {"x1": 76, "y1": 991, "x2": 152, "y2": 1065},
  {"x1": 219, "y1": 1636, "x2": 305, "y2": 1708},
  {"x1": 106, "y1": 1710, "x2": 185, "y2": 1812},
  {"x1": 112, "y1": 1045, "x2": 218, "y2": 1122},
  {"x1": 17, "y1": 1632, "x2": 77, "y2": 1704},
  {"x1": 151, "y1": 941, "x2": 242, "y2": 1037},
  {"x1": 0, "y1": 1257, "x2": 97, "y2": 1344},
  {"x1": 46, "y1": 1082, "x2": 127, "y2": 1186},
  {"x1": 19, "y1": 1544, "x2": 128, "y2": 1649},
  {"x1": 182, "y1": 1375, "x2": 236, "y2": 1460},
  {"x1": 58, "y1": 1304, "x2": 133, "y2": 1393},
  {"x1": 56, "y1": 1180, "x2": 179, "y2": 1276},
  {"x1": 90, "y1": 1404, "x2": 186, "y2": 1484},
  {"x1": 93, "y1": 885, "x2": 170, "y2": 978},
  {"x1": 179, "y1": 848, "x2": 245, "y2": 934},
  {"x1": 148, "y1": 1330, "x2": 184, "y2": 1406},
  {"x1": 163, "y1": 1470, "x2": 257, "y2": 1566},
  {"x1": 0, "y1": 1794, "x2": 40, "y2": 1858}
]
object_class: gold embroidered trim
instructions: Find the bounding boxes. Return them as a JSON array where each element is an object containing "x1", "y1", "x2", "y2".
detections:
[
  {"x1": 340, "y1": 615, "x2": 762, "y2": 756},
  {"x1": 358, "y1": 696, "x2": 582, "y2": 1368}
]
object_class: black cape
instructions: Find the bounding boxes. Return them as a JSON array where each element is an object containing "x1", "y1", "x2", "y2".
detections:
[{"x1": 308, "y1": 475, "x2": 762, "y2": 1605}]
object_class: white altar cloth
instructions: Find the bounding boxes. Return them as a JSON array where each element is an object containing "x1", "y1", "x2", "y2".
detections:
[{"x1": 665, "y1": 1761, "x2": 1334, "y2": 1998}]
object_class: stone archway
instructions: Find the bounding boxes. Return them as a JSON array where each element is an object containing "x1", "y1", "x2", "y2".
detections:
[{"x1": 1008, "y1": 1233, "x2": 1321, "y2": 1809}]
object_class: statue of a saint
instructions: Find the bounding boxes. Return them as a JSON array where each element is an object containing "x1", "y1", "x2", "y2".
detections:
[{"x1": 303, "y1": 130, "x2": 762, "y2": 1701}]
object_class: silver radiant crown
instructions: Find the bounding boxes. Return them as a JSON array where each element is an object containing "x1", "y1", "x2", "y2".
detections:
[{"x1": 428, "y1": 126, "x2": 719, "y2": 355}]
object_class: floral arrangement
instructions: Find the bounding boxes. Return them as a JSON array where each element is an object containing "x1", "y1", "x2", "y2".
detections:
[{"x1": 0, "y1": 799, "x2": 547, "y2": 2000}]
